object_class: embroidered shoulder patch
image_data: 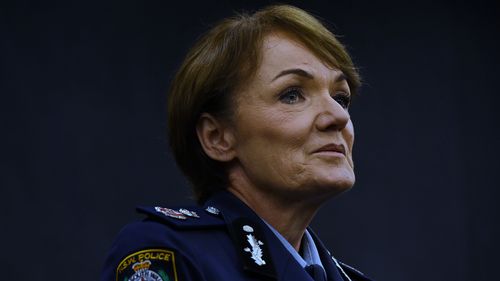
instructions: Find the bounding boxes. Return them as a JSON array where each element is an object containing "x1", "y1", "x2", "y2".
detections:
[{"x1": 116, "y1": 249, "x2": 178, "y2": 281}]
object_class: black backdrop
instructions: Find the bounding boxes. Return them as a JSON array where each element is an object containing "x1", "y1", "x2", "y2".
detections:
[{"x1": 2, "y1": 0, "x2": 499, "y2": 280}]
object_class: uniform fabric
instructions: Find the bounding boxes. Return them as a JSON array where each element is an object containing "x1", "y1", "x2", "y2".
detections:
[
  {"x1": 305, "y1": 264, "x2": 327, "y2": 281},
  {"x1": 101, "y1": 190, "x2": 374, "y2": 281},
  {"x1": 265, "y1": 221, "x2": 324, "y2": 269}
]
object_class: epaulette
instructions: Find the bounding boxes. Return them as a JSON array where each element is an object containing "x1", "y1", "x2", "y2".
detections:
[{"x1": 136, "y1": 205, "x2": 226, "y2": 229}]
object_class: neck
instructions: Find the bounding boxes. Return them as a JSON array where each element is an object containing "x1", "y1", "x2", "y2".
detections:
[{"x1": 227, "y1": 169, "x2": 322, "y2": 251}]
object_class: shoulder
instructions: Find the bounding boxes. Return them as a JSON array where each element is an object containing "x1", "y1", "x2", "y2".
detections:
[
  {"x1": 112, "y1": 205, "x2": 227, "y2": 250},
  {"x1": 101, "y1": 205, "x2": 226, "y2": 281},
  {"x1": 136, "y1": 205, "x2": 226, "y2": 229}
]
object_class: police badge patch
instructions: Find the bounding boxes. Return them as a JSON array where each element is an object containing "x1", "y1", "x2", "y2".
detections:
[{"x1": 116, "y1": 249, "x2": 178, "y2": 281}]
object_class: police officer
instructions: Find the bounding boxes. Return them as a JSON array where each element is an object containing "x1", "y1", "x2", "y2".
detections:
[{"x1": 102, "y1": 5, "x2": 374, "y2": 281}]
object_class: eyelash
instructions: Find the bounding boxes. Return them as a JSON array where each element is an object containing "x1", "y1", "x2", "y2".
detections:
[
  {"x1": 278, "y1": 87, "x2": 351, "y2": 109},
  {"x1": 279, "y1": 87, "x2": 304, "y2": 104},
  {"x1": 333, "y1": 92, "x2": 351, "y2": 109}
]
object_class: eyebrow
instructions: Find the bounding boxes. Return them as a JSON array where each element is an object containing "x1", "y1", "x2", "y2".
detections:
[
  {"x1": 271, "y1": 68, "x2": 313, "y2": 82},
  {"x1": 271, "y1": 68, "x2": 347, "y2": 83}
]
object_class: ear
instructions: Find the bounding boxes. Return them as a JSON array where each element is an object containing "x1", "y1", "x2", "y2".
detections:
[{"x1": 196, "y1": 113, "x2": 236, "y2": 162}]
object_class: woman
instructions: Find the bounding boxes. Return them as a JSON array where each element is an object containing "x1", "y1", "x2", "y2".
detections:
[{"x1": 102, "y1": 5, "x2": 373, "y2": 281}]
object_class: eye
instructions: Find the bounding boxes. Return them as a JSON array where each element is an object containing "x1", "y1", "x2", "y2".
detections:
[
  {"x1": 332, "y1": 92, "x2": 351, "y2": 109},
  {"x1": 279, "y1": 87, "x2": 304, "y2": 104}
]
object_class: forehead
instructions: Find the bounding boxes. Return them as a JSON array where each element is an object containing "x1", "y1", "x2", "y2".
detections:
[{"x1": 256, "y1": 31, "x2": 339, "y2": 80}]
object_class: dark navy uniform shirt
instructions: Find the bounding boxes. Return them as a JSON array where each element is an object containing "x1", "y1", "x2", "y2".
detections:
[{"x1": 101, "y1": 191, "x2": 374, "y2": 281}]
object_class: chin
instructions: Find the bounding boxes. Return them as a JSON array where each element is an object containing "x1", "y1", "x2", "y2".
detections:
[{"x1": 315, "y1": 170, "x2": 355, "y2": 196}]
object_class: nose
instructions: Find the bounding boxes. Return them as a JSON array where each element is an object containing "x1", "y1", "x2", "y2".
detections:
[{"x1": 314, "y1": 95, "x2": 350, "y2": 132}]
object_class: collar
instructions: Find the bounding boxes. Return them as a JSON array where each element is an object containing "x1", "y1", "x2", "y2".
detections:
[
  {"x1": 264, "y1": 222, "x2": 327, "y2": 280},
  {"x1": 204, "y1": 191, "x2": 345, "y2": 281},
  {"x1": 263, "y1": 221, "x2": 323, "y2": 268},
  {"x1": 204, "y1": 191, "x2": 277, "y2": 279},
  {"x1": 308, "y1": 230, "x2": 353, "y2": 281},
  {"x1": 302, "y1": 229, "x2": 324, "y2": 267}
]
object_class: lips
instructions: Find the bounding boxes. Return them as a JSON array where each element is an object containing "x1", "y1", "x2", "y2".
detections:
[{"x1": 313, "y1": 143, "x2": 346, "y2": 155}]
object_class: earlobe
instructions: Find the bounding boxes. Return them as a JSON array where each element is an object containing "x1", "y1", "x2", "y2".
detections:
[{"x1": 196, "y1": 113, "x2": 236, "y2": 162}]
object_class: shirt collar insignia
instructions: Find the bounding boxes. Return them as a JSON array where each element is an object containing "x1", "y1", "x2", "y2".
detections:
[{"x1": 242, "y1": 224, "x2": 266, "y2": 266}]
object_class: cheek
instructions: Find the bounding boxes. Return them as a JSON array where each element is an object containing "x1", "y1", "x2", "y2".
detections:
[
  {"x1": 345, "y1": 120, "x2": 354, "y2": 149},
  {"x1": 236, "y1": 108, "x2": 311, "y2": 151},
  {"x1": 234, "y1": 109, "x2": 313, "y2": 177},
  {"x1": 344, "y1": 120, "x2": 355, "y2": 167}
]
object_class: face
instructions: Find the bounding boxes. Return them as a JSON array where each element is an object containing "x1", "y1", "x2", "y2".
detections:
[{"x1": 229, "y1": 31, "x2": 355, "y2": 202}]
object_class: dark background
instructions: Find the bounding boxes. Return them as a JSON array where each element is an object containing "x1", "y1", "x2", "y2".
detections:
[{"x1": 2, "y1": 0, "x2": 499, "y2": 280}]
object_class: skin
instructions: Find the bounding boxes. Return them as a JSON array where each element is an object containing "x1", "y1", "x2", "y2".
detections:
[{"x1": 197, "y1": 31, "x2": 355, "y2": 251}]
